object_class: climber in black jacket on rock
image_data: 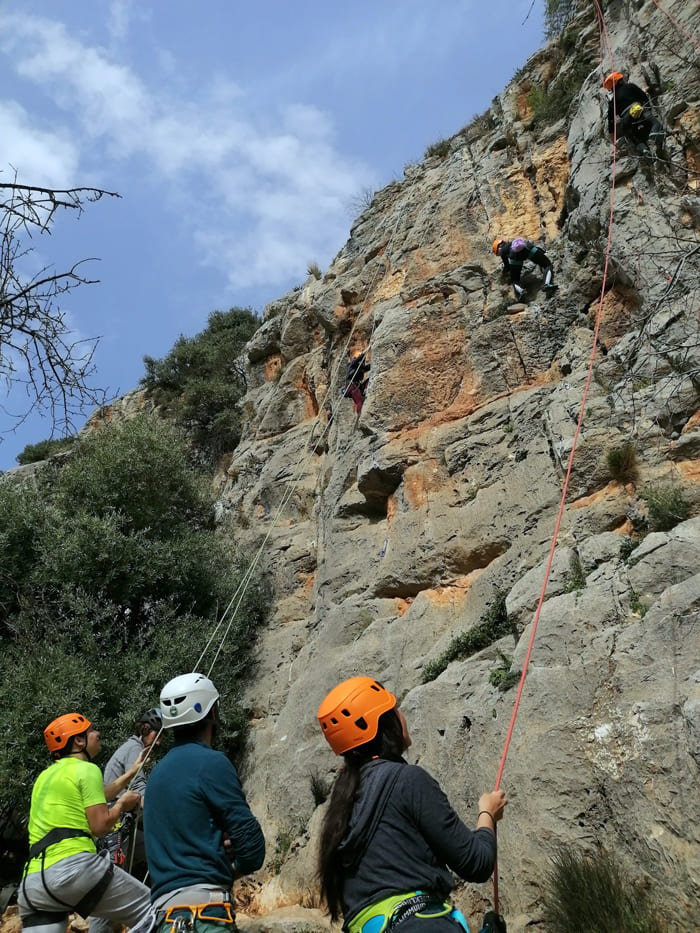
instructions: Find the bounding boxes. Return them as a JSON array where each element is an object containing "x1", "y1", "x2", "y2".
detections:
[{"x1": 605, "y1": 71, "x2": 665, "y2": 156}]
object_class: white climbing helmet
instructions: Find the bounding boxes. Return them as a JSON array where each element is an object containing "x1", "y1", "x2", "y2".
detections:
[{"x1": 160, "y1": 672, "x2": 220, "y2": 728}]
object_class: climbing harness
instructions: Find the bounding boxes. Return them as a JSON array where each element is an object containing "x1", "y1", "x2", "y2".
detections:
[
  {"x1": 348, "y1": 891, "x2": 468, "y2": 933},
  {"x1": 21, "y1": 827, "x2": 114, "y2": 922},
  {"x1": 159, "y1": 902, "x2": 237, "y2": 933},
  {"x1": 164, "y1": 902, "x2": 235, "y2": 925}
]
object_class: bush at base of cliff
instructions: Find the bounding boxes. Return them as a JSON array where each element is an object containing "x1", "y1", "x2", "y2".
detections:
[
  {"x1": 0, "y1": 415, "x2": 269, "y2": 808},
  {"x1": 543, "y1": 848, "x2": 663, "y2": 932},
  {"x1": 141, "y1": 307, "x2": 260, "y2": 460}
]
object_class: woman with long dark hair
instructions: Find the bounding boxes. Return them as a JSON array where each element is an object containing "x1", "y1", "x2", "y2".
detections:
[{"x1": 317, "y1": 677, "x2": 506, "y2": 933}]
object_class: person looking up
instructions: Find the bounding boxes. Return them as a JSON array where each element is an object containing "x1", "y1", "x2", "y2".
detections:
[
  {"x1": 143, "y1": 673, "x2": 265, "y2": 933},
  {"x1": 18, "y1": 713, "x2": 150, "y2": 933},
  {"x1": 317, "y1": 676, "x2": 507, "y2": 933}
]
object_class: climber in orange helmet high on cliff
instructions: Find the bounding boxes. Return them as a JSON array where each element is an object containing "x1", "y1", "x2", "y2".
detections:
[
  {"x1": 604, "y1": 71, "x2": 665, "y2": 157},
  {"x1": 492, "y1": 237, "x2": 555, "y2": 302},
  {"x1": 317, "y1": 676, "x2": 508, "y2": 933}
]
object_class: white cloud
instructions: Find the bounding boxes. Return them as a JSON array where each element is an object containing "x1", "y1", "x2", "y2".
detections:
[
  {"x1": 0, "y1": 10, "x2": 374, "y2": 292},
  {"x1": 108, "y1": 0, "x2": 132, "y2": 43},
  {"x1": 0, "y1": 101, "x2": 79, "y2": 187}
]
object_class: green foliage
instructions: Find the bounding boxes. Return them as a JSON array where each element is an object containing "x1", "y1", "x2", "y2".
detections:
[
  {"x1": 606, "y1": 441, "x2": 638, "y2": 483},
  {"x1": 629, "y1": 590, "x2": 648, "y2": 618},
  {"x1": 16, "y1": 436, "x2": 76, "y2": 465},
  {"x1": 565, "y1": 551, "x2": 586, "y2": 592},
  {"x1": 543, "y1": 847, "x2": 663, "y2": 932},
  {"x1": 270, "y1": 820, "x2": 306, "y2": 874},
  {"x1": 619, "y1": 537, "x2": 640, "y2": 564},
  {"x1": 141, "y1": 307, "x2": 260, "y2": 459},
  {"x1": 528, "y1": 58, "x2": 592, "y2": 129},
  {"x1": 489, "y1": 653, "x2": 521, "y2": 692},
  {"x1": 640, "y1": 484, "x2": 691, "y2": 532},
  {"x1": 307, "y1": 261, "x2": 322, "y2": 280},
  {"x1": 0, "y1": 415, "x2": 269, "y2": 808},
  {"x1": 558, "y1": 27, "x2": 579, "y2": 55},
  {"x1": 424, "y1": 138, "x2": 451, "y2": 160},
  {"x1": 423, "y1": 591, "x2": 511, "y2": 683}
]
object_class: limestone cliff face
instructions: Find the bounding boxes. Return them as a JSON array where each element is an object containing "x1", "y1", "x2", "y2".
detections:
[{"x1": 215, "y1": 3, "x2": 700, "y2": 930}]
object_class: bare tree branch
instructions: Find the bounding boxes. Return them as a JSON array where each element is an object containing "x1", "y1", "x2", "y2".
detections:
[{"x1": 0, "y1": 168, "x2": 120, "y2": 441}]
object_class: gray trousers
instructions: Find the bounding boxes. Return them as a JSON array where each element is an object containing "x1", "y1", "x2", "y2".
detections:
[{"x1": 18, "y1": 852, "x2": 151, "y2": 933}]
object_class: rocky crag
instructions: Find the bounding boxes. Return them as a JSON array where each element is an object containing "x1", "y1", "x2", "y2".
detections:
[
  {"x1": 208, "y1": 1, "x2": 700, "y2": 930},
  {"x1": 20, "y1": 1, "x2": 698, "y2": 931}
]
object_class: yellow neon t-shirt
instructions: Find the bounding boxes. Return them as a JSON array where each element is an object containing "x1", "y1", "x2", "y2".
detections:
[{"x1": 26, "y1": 757, "x2": 105, "y2": 872}]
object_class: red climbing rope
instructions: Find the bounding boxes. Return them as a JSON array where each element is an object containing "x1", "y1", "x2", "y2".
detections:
[
  {"x1": 490, "y1": 0, "x2": 620, "y2": 915},
  {"x1": 649, "y1": 0, "x2": 700, "y2": 55}
]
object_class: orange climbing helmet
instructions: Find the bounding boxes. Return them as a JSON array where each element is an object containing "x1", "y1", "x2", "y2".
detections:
[
  {"x1": 604, "y1": 72, "x2": 623, "y2": 91},
  {"x1": 44, "y1": 713, "x2": 90, "y2": 754},
  {"x1": 492, "y1": 239, "x2": 504, "y2": 255},
  {"x1": 318, "y1": 677, "x2": 396, "y2": 755}
]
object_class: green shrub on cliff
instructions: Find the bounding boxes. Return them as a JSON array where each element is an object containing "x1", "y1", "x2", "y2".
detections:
[
  {"x1": 142, "y1": 306, "x2": 260, "y2": 459},
  {"x1": 423, "y1": 591, "x2": 512, "y2": 682}
]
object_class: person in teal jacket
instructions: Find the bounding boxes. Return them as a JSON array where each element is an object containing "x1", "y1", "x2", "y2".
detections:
[{"x1": 143, "y1": 673, "x2": 265, "y2": 933}]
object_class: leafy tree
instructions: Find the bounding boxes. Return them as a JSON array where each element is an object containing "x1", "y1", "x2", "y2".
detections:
[
  {"x1": 0, "y1": 414, "x2": 269, "y2": 808},
  {"x1": 142, "y1": 307, "x2": 260, "y2": 459},
  {"x1": 0, "y1": 172, "x2": 119, "y2": 435}
]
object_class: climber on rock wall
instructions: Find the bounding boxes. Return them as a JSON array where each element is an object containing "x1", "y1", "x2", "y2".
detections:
[
  {"x1": 604, "y1": 71, "x2": 666, "y2": 157},
  {"x1": 492, "y1": 238, "x2": 555, "y2": 301},
  {"x1": 344, "y1": 350, "x2": 371, "y2": 414}
]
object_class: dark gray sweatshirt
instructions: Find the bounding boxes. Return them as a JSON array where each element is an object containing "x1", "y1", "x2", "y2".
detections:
[{"x1": 337, "y1": 758, "x2": 497, "y2": 926}]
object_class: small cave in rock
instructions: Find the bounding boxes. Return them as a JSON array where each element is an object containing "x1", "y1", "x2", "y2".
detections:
[{"x1": 355, "y1": 460, "x2": 404, "y2": 520}]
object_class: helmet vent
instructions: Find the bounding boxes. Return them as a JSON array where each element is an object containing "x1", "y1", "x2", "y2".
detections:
[
  {"x1": 341, "y1": 708, "x2": 351, "y2": 717},
  {"x1": 355, "y1": 716, "x2": 368, "y2": 731}
]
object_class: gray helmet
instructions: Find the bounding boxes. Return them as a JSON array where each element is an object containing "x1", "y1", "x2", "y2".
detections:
[
  {"x1": 160, "y1": 673, "x2": 219, "y2": 728},
  {"x1": 139, "y1": 707, "x2": 162, "y2": 732}
]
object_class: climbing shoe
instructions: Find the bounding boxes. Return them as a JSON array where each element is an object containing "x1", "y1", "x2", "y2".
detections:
[{"x1": 513, "y1": 285, "x2": 526, "y2": 300}]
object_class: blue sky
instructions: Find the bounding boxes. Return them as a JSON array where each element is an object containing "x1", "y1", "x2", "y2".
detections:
[{"x1": 0, "y1": 0, "x2": 545, "y2": 469}]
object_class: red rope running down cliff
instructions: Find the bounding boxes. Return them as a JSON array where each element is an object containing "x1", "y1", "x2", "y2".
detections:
[
  {"x1": 649, "y1": 0, "x2": 700, "y2": 55},
  {"x1": 490, "y1": 0, "x2": 619, "y2": 915}
]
